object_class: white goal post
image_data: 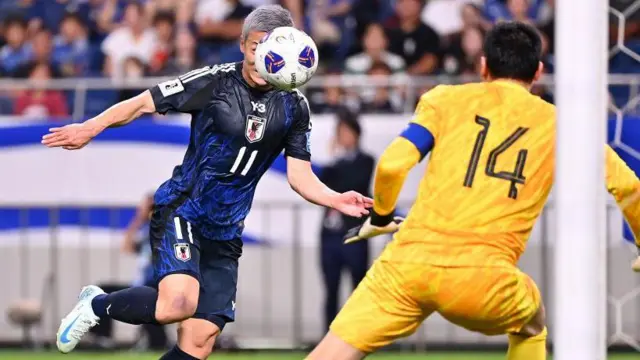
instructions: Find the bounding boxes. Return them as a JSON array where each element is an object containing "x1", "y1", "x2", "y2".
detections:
[{"x1": 554, "y1": 0, "x2": 609, "y2": 359}]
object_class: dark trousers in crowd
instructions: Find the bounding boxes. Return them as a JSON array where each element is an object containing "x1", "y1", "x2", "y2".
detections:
[
  {"x1": 90, "y1": 283, "x2": 168, "y2": 350},
  {"x1": 320, "y1": 233, "x2": 370, "y2": 331}
]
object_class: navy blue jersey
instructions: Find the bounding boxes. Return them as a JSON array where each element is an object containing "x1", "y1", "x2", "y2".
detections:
[{"x1": 149, "y1": 62, "x2": 312, "y2": 240}]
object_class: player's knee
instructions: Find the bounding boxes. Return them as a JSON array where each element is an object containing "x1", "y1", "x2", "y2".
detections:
[
  {"x1": 156, "y1": 275, "x2": 200, "y2": 323},
  {"x1": 178, "y1": 320, "x2": 220, "y2": 358},
  {"x1": 518, "y1": 303, "x2": 546, "y2": 337},
  {"x1": 156, "y1": 294, "x2": 197, "y2": 323}
]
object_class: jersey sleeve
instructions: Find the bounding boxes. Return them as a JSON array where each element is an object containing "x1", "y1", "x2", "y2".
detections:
[
  {"x1": 150, "y1": 66, "x2": 216, "y2": 114},
  {"x1": 284, "y1": 95, "x2": 312, "y2": 161},
  {"x1": 410, "y1": 85, "x2": 446, "y2": 139},
  {"x1": 397, "y1": 86, "x2": 446, "y2": 160},
  {"x1": 606, "y1": 145, "x2": 640, "y2": 246}
]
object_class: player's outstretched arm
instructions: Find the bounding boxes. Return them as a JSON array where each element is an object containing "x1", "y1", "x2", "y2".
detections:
[
  {"x1": 605, "y1": 145, "x2": 640, "y2": 271},
  {"x1": 287, "y1": 157, "x2": 373, "y2": 217},
  {"x1": 344, "y1": 137, "x2": 422, "y2": 243},
  {"x1": 42, "y1": 90, "x2": 156, "y2": 150}
]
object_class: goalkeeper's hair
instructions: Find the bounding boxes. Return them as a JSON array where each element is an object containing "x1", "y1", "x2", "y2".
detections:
[
  {"x1": 483, "y1": 21, "x2": 542, "y2": 83},
  {"x1": 242, "y1": 5, "x2": 294, "y2": 42}
]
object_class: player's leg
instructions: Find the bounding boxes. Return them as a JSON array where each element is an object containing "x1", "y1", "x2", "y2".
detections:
[
  {"x1": 94, "y1": 211, "x2": 201, "y2": 324},
  {"x1": 160, "y1": 319, "x2": 220, "y2": 360},
  {"x1": 307, "y1": 260, "x2": 430, "y2": 360},
  {"x1": 506, "y1": 303, "x2": 547, "y2": 360},
  {"x1": 159, "y1": 237, "x2": 242, "y2": 359},
  {"x1": 55, "y1": 207, "x2": 200, "y2": 353},
  {"x1": 434, "y1": 266, "x2": 546, "y2": 360}
]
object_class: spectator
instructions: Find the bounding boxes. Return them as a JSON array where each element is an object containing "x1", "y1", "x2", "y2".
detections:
[
  {"x1": 195, "y1": 0, "x2": 253, "y2": 63},
  {"x1": 484, "y1": 0, "x2": 545, "y2": 24},
  {"x1": 25, "y1": 0, "x2": 93, "y2": 35},
  {"x1": 101, "y1": 1, "x2": 157, "y2": 79},
  {"x1": 117, "y1": 56, "x2": 147, "y2": 102},
  {"x1": 245, "y1": 0, "x2": 304, "y2": 30},
  {"x1": 145, "y1": 0, "x2": 195, "y2": 28},
  {"x1": 443, "y1": 26, "x2": 484, "y2": 76},
  {"x1": 359, "y1": 61, "x2": 396, "y2": 113},
  {"x1": 306, "y1": 0, "x2": 356, "y2": 65},
  {"x1": 385, "y1": 0, "x2": 441, "y2": 75},
  {"x1": 52, "y1": 12, "x2": 90, "y2": 77},
  {"x1": 15, "y1": 28, "x2": 58, "y2": 78},
  {"x1": 318, "y1": 107, "x2": 375, "y2": 332},
  {"x1": 421, "y1": 0, "x2": 484, "y2": 37},
  {"x1": 155, "y1": 28, "x2": 199, "y2": 76},
  {"x1": 148, "y1": 12, "x2": 175, "y2": 75},
  {"x1": 0, "y1": 16, "x2": 31, "y2": 76},
  {"x1": 309, "y1": 71, "x2": 349, "y2": 113},
  {"x1": 460, "y1": 3, "x2": 493, "y2": 33},
  {"x1": 345, "y1": 23, "x2": 404, "y2": 74},
  {"x1": 14, "y1": 63, "x2": 69, "y2": 118}
]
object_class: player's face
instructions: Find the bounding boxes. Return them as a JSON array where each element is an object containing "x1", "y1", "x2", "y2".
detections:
[{"x1": 241, "y1": 31, "x2": 270, "y2": 88}]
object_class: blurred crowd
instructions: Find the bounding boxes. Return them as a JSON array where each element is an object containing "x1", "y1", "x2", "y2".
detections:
[{"x1": 0, "y1": 0, "x2": 638, "y2": 118}]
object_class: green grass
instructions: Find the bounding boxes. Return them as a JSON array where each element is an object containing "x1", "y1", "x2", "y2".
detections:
[{"x1": 0, "y1": 352, "x2": 639, "y2": 360}]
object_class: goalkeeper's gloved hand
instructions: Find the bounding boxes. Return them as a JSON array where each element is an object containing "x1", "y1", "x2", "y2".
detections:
[
  {"x1": 632, "y1": 245, "x2": 640, "y2": 272},
  {"x1": 343, "y1": 210, "x2": 404, "y2": 244}
]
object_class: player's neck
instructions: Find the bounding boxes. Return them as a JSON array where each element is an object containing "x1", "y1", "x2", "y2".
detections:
[{"x1": 490, "y1": 78, "x2": 532, "y2": 91}]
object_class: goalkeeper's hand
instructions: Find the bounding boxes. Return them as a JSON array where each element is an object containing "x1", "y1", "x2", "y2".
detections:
[
  {"x1": 343, "y1": 211, "x2": 404, "y2": 244},
  {"x1": 632, "y1": 250, "x2": 640, "y2": 272}
]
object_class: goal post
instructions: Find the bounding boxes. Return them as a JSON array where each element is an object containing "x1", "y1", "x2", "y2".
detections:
[{"x1": 554, "y1": 0, "x2": 609, "y2": 359}]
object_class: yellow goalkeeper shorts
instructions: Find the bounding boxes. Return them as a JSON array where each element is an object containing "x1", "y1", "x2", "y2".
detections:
[{"x1": 330, "y1": 259, "x2": 541, "y2": 353}]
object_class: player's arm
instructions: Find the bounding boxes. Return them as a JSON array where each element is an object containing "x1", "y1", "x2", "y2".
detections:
[
  {"x1": 344, "y1": 93, "x2": 438, "y2": 243},
  {"x1": 42, "y1": 66, "x2": 215, "y2": 150},
  {"x1": 285, "y1": 97, "x2": 373, "y2": 217},
  {"x1": 605, "y1": 146, "x2": 640, "y2": 271},
  {"x1": 41, "y1": 91, "x2": 156, "y2": 149}
]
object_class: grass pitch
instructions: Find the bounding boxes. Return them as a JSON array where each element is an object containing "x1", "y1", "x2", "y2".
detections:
[{"x1": 1, "y1": 352, "x2": 639, "y2": 360}]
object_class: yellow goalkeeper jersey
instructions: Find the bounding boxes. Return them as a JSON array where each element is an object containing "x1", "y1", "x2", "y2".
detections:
[{"x1": 374, "y1": 80, "x2": 640, "y2": 266}]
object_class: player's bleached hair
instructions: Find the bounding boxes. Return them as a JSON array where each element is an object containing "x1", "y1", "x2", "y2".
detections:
[{"x1": 241, "y1": 5, "x2": 294, "y2": 42}]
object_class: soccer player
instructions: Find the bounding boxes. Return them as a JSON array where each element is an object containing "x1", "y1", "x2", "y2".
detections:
[
  {"x1": 307, "y1": 22, "x2": 640, "y2": 360},
  {"x1": 42, "y1": 5, "x2": 372, "y2": 360}
]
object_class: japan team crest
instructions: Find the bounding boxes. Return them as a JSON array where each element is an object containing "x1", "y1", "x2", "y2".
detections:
[
  {"x1": 174, "y1": 243, "x2": 191, "y2": 262},
  {"x1": 246, "y1": 115, "x2": 267, "y2": 143}
]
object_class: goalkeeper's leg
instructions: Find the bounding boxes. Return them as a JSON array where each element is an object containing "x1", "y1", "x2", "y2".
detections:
[{"x1": 507, "y1": 304, "x2": 547, "y2": 360}]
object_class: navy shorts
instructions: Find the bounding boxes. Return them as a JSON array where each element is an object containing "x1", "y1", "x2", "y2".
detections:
[{"x1": 149, "y1": 203, "x2": 243, "y2": 331}]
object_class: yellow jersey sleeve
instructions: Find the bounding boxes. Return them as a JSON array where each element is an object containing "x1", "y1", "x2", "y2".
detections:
[
  {"x1": 411, "y1": 86, "x2": 447, "y2": 138},
  {"x1": 606, "y1": 145, "x2": 640, "y2": 246},
  {"x1": 371, "y1": 87, "x2": 446, "y2": 216},
  {"x1": 373, "y1": 138, "x2": 421, "y2": 215}
]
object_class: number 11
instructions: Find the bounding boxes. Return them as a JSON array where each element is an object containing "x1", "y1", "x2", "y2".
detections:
[{"x1": 230, "y1": 146, "x2": 258, "y2": 176}]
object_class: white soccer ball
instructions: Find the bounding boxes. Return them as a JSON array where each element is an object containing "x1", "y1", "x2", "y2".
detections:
[{"x1": 255, "y1": 26, "x2": 319, "y2": 91}]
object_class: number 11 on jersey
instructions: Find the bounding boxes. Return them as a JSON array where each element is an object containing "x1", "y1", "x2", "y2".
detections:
[{"x1": 230, "y1": 146, "x2": 258, "y2": 176}]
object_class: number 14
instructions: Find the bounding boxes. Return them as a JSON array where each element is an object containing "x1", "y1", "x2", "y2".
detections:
[{"x1": 463, "y1": 116, "x2": 529, "y2": 199}]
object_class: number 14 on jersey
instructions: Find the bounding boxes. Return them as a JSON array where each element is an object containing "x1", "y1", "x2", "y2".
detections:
[{"x1": 463, "y1": 115, "x2": 529, "y2": 200}]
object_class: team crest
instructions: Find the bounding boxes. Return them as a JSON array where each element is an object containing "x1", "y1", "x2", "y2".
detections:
[
  {"x1": 246, "y1": 115, "x2": 267, "y2": 143},
  {"x1": 174, "y1": 243, "x2": 191, "y2": 262}
]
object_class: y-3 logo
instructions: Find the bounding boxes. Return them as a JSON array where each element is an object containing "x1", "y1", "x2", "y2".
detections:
[{"x1": 252, "y1": 101, "x2": 266, "y2": 113}]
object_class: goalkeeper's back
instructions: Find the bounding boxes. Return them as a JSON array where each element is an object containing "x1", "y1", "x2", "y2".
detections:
[{"x1": 397, "y1": 81, "x2": 555, "y2": 265}]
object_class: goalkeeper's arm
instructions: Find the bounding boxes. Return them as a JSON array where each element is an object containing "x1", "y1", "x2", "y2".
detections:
[
  {"x1": 605, "y1": 145, "x2": 640, "y2": 271},
  {"x1": 345, "y1": 123, "x2": 434, "y2": 243}
]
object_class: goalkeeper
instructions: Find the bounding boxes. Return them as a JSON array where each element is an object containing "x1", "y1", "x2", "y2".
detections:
[{"x1": 308, "y1": 21, "x2": 640, "y2": 360}]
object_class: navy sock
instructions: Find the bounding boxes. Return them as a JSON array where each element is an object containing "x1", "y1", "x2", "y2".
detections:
[
  {"x1": 91, "y1": 286, "x2": 159, "y2": 325},
  {"x1": 159, "y1": 345, "x2": 199, "y2": 360}
]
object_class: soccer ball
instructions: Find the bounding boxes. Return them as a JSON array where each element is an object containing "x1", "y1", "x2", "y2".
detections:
[{"x1": 255, "y1": 27, "x2": 319, "y2": 90}]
